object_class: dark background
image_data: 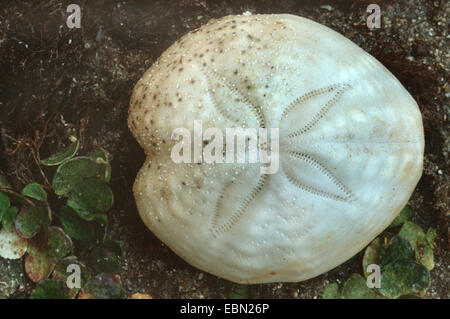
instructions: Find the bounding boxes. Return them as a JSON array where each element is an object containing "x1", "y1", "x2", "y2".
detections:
[{"x1": 0, "y1": 0, "x2": 448, "y2": 298}]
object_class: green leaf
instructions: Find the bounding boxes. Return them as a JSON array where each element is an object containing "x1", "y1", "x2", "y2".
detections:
[
  {"x1": 88, "y1": 246, "x2": 120, "y2": 273},
  {"x1": 0, "y1": 191, "x2": 10, "y2": 213},
  {"x1": 2, "y1": 206, "x2": 19, "y2": 230},
  {"x1": 22, "y1": 183, "x2": 47, "y2": 201},
  {"x1": 61, "y1": 212, "x2": 108, "y2": 243},
  {"x1": 52, "y1": 157, "x2": 101, "y2": 196},
  {"x1": 24, "y1": 233, "x2": 56, "y2": 282},
  {"x1": 229, "y1": 284, "x2": 248, "y2": 299},
  {"x1": 389, "y1": 206, "x2": 410, "y2": 228},
  {"x1": 363, "y1": 237, "x2": 382, "y2": 279},
  {"x1": 1, "y1": 191, "x2": 29, "y2": 207},
  {"x1": 30, "y1": 279, "x2": 69, "y2": 299},
  {"x1": 380, "y1": 236, "x2": 414, "y2": 269},
  {"x1": 322, "y1": 282, "x2": 340, "y2": 299},
  {"x1": 67, "y1": 179, "x2": 113, "y2": 218},
  {"x1": 426, "y1": 227, "x2": 437, "y2": 248},
  {"x1": 46, "y1": 226, "x2": 73, "y2": 260},
  {"x1": 398, "y1": 221, "x2": 427, "y2": 251},
  {"x1": 57, "y1": 205, "x2": 96, "y2": 243},
  {"x1": 379, "y1": 259, "x2": 430, "y2": 299},
  {"x1": 24, "y1": 227, "x2": 72, "y2": 283},
  {"x1": 15, "y1": 205, "x2": 46, "y2": 239},
  {"x1": 341, "y1": 274, "x2": 383, "y2": 299},
  {"x1": 80, "y1": 273, "x2": 125, "y2": 299},
  {"x1": 41, "y1": 141, "x2": 79, "y2": 166}
]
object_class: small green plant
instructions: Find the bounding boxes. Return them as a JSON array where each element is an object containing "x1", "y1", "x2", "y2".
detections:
[
  {"x1": 0, "y1": 141, "x2": 126, "y2": 299},
  {"x1": 322, "y1": 206, "x2": 437, "y2": 299}
]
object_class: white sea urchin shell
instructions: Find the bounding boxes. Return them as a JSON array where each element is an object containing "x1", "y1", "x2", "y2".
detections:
[{"x1": 128, "y1": 14, "x2": 424, "y2": 283}]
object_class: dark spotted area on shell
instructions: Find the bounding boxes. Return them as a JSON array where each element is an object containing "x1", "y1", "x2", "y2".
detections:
[{"x1": 128, "y1": 13, "x2": 424, "y2": 283}]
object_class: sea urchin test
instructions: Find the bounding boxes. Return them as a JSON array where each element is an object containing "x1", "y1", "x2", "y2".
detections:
[{"x1": 128, "y1": 14, "x2": 424, "y2": 283}]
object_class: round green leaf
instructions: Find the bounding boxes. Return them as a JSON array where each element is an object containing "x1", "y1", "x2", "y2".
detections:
[
  {"x1": 0, "y1": 191, "x2": 10, "y2": 212},
  {"x1": 341, "y1": 274, "x2": 383, "y2": 299},
  {"x1": 398, "y1": 221, "x2": 427, "y2": 251},
  {"x1": 30, "y1": 279, "x2": 69, "y2": 299},
  {"x1": 57, "y1": 205, "x2": 96, "y2": 243},
  {"x1": 52, "y1": 157, "x2": 101, "y2": 196},
  {"x1": 15, "y1": 205, "x2": 45, "y2": 239},
  {"x1": 22, "y1": 183, "x2": 47, "y2": 201},
  {"x1": 24, "y1": 233, "x2": 55, "y2": 282},
  {"x1": 322, "y1": 282, "x2": 340, "y2": 299},
  {"x1": 60, "y1": 210, "x2": 107, "y2": 244},
  {"x1": 41, "y1": 141, "x2": 79, "y2": 166},
  {"x1": 379, "y1": 259, "x2": 430, "y2": 299},
  {"x1": 380, "y1": 236, "x2": 414, "y2": 269},
  {"x1": 46, "y1": 226, "x2": 73, "y2": 260},
  {"x1": 2, "y1": 206, "x2": 19, "y2": 230},
  {"x1": 67, "y1": 179, "x2": 113, "y2": 217}
]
